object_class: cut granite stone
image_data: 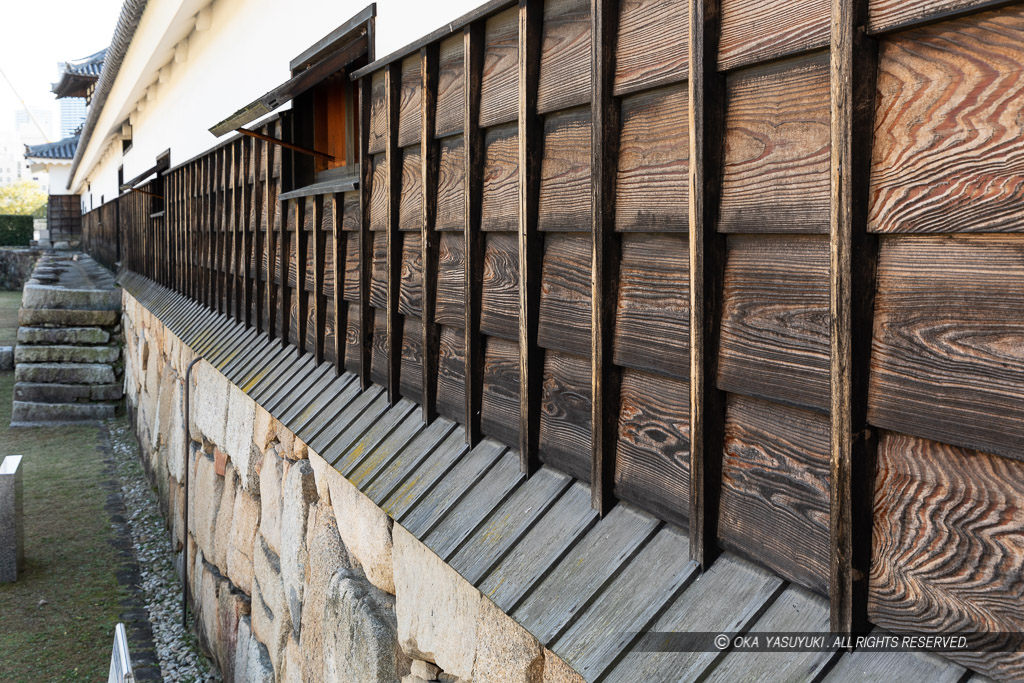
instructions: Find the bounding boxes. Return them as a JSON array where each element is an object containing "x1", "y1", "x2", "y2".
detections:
[
  {"x1": 21, "y1": 283, "x2": 120, "y2": 311},
  {"x1": 18, "y1": 308, "x2": 119, "y2": 327},
  {"x1": 11, "y1": 401, "x2": 115, "y2": 424},
  {"x1": 0, "y1": 347, "x2": 12, "y2": 372},
  {"x1": 17, "y1": 326, "x2": 110, "y2": 345},
  {"x1": 14, "y1": 345, "x2": 120, "y2": 364},
  {"x1": 13, "y1": 382, "x2": 92, "y2": 403},
  {"x1": 0, "y1": 455, "x2": 24, "y2": 583},
  {"x1": 14, "y1": 363, "x2": 115, "y2": 385}
]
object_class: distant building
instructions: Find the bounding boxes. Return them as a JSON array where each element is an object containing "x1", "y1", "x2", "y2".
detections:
[
  {"x1": 60, "y1": 99, "x2": 87, "y2": 138},
  {"x1": 14, "y1": 107, "x2": 54, "y2": 145}
]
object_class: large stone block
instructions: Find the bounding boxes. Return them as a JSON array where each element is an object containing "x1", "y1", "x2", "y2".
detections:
[
  {"x1": 281, "y1": 459, "x2": 318, "y2": 635},
  {"x1": 17, "y1": 326, "x2": 110, "y2": 345},
  {"x1": 228, "y1": 486, "x2": 261, "y2": 596},
  {"x1": 542, "y1": 649, "x2": 586, "y2": 683},
  {"x1": 190, "y1": 361, "x2": 230, "y2": 446},
  {"x1": 14, "y1": 345, "x2": 120, "y2": 364},
  {"x1": 18, "y1": 308, "x2": 118, "y2": 327},
  {"x1": 307, "y1": 450, "x2": 334, "y2": 506},
  {"x1": 0, "y1": 347, "x2": 11, "y2": 371},
  {"x1": 211, "y1": 466, "x2": 238, "y2": 574},
  {"x1": 258, "y1": 449, "x2": 286, "y2": 556},
  {"x1": 22, "y1": 283, "x2": 121, "y2": 311},
  {"x1": 0, "y1": 455, "x2": 24, "y2": 583},
  {"x1": 235, "y1": 615, "x2": 274, "y2": 683},
  {"x1": 225, "y1": 385, "x2": 259, "y2": 493},
  {"x1": 473, "y1": 597, "x2": 544, "y2": 682},
  {"x1": 12, "y1": 382, "x2": 91, "y2": 403},
  {"x1": 300, "y1": 503, "x2": 353, "y2": 682},
  {"x1": 15, "y1": 362, "x2": 115, "y2": 385},
  {"x1": 189, "y1": 452, "x2": 224, "y2": 562},
  {"x1": 325, "y1": 465, "x2": 395, "y2": 594},
  {"x1": 394, "y1": 524, "x2": 479, "y2": 679},
  {"x1": 252, "y1": 535, "x2": 291, "y2": 679},
  {"x1": 10, "y1": 401, "x2": 115, "y2": 424},
  {"x1": 323, "y1": 569, "x2": 403, "y2": 683},
  {"x1": 155, "y1": 377, "x2": 184, "y2": 480}
]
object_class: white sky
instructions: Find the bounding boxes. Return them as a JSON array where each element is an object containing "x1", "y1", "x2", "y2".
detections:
[{"x1": 0, "y1": 0, "x2": 125, "y2": 137}]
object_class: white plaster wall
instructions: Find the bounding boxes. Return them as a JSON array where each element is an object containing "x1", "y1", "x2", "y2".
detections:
[{"x1": 74, "y1": 0, "x2": 483, "y2": 211}]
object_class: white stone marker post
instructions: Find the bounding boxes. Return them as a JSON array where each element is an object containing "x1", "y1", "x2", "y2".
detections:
[{"x1": 0, "y1": 455, "x2": 24, "y2": 582}]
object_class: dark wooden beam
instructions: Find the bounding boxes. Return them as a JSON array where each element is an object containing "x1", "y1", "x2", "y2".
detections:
[
  {"x1": 463, "y1": 22, "x2": 485, "y2": 445},
  {"x1": 266, "y1": 134, "x2": 279, "y2": 340},
  {"x1": 254, "y1": 138, "x2": 265, "y2": 333},
  {"x1": 421, "y1": 44, "x2": 441, "y2": 423},
  {"x1": 519, "y1": 0, "x2": 543, "y2": 476},
  {"x1": 296, "y1": 198, "x2": 309, "y2": 354},
  {"x1": 359, "y1": 77, "x2": 374, "y2": 389},
  {"x1": 591, "y1": 0, "x2": 622, "y2": 513},
  {"x1": 385, "y1": 62, "x2": 403, "y2": 405},
  {"x1": 235, "y1": 127, "x2": 336, "y2": 163},
  {"x1": 313, "y1": 194, "x2": 327, "y2": 365},
  {"x1": 829, "y1": 0, "x2": 879, "y2": 636},
  {"x1": 688, "y1": 0, "x2": 727, "y2": 569},
  {"x1": 220, "y1": 146, "x2": 229, "y2": 316},
  {"x1": 331, "y1": 192, "x2": 346, "y2": 374}
]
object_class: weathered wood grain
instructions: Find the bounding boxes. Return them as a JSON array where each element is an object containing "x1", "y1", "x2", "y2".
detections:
[
  {"x1": 400, "y1": 316, "x2": 424, "y2": 400},
  {"x1": 867, "y1": 235, "x2": 1024, "y2": 462},
  {"x1": 436, "y1": 136, "x2": 466, "y2": 230},
  {"x1": 718, "y1": 234, "x2": 830, "y2": 412},
  {"x1": 370, "y1": 231, "x2": 388, "y2": 309},
  {"x1": 480, "y1": 7, "x2": 520, "y2": 128},
  {"x1": 539, "y1": 351, "x2": 592, "y2": 483},
  {"x1": 381, "y1": 428, "x2": 471, "y2": 521},
  {"x1": 344, "y1": 303, "x2": 361, "y2": 373},
  {"x1": 371, "y1": 307, "x2": 389, "y2": 386},
  {"x1": 478, "y1": 480, "x2": 598, "y2": 611},
  {"x1": 437, "y1": 325, "x2": 467, "y2": 423},
  {"x1": 435, "y1": 35, "x2": 466, "y2": 138},
  {"x1": 369, "y1": 153, "x2": 388, "y2": 231},
  {"x1": 537, "y1": 107, "x2": 591, "y2": 232},
  {"x1": 868, "y1": 0, "x2": 1014, "y2": 35},
  {"x1": 369, "y1": 70, "x2": 388, "y2": 154},
  {"x1": 614, "y1": 0, "x2": 689, "y2": 96},
  {"x1": 398, "y1": 55, "x2": 423, "y2": 148},
  {"x1": 362, "y1": 418, "x2": 458, "y2": 505},
  {"x1": 346, "y1": 411, "x2": 426, "y2": 486},
  {"x1": 824, "y1": 628, "x2": 969, "y2": 683},
  {"x1": 537, "y1": 0, "x2": 591, "y2": 113},
  {"x1": 718, "y1": 0, "x2": 830, "y2": 72},
  {"x1": 481, "y1": 335, "x2": 521, "y2": 448},
  {"x1": 398, "y1": 231, "x2": 423, "y2": 317},
  {"x1": 869, "y1": 431, "x2": 1024, "y2": 681},
  {"x1": 615, "y1": 84, "x2": 689, "y2": 232},
  {"x1": 719, "y1": 52, "x2": 831, "y2": 234},
  {"x1": 332, "y1": 398, "x2": 418, "y2": 473},
  {"x1": 719, "y1": 394, "x2": 830, "y2": 596},
  {"x1": 341, "y1": 191, "x2": 360, "y2": 231},
  {"x1": 868, "y1": 7, "x2": 1024, "y2": 234},
  {"x1": 343, "y1": 231, "x2": 360, "y2": 302},
  {"x1": 537, "y1": 234, "x2": 591, "y2": 356},
  {"x1": 512, "y1": 503, "x2": 660, "y2": 643},
  {"x1": 481, "y1": 231, "x2": 519, "y2": 340},
  {"x1": 614, "y1": 368, "x2": 690, "y2": 527},
  {"x1": 436, "y1": 231, "x2": 466, "y2": 326},
  {"x1": 613, "y1": 233, "x2": 689, "y2": 380},
  {"x1": 399, "y1": 145, "x2": 422, "y2": 231},
  {"x1": 481, "y1": 124, "x2": 519, "y2": 231}
]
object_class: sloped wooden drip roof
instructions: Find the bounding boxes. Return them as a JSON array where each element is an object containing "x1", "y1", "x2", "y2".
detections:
[{"x1": 118, "y1": 271, "x2": 983, "y2": 682}]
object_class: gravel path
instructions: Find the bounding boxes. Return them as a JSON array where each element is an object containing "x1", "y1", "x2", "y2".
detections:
[{"x1": 108, "y1": 418, "x2": 222, "y2": 683}]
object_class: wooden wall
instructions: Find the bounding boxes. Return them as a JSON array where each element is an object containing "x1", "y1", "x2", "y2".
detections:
[{"x1": 81, "y1": 0, "x2": 1024, "y2": 677}]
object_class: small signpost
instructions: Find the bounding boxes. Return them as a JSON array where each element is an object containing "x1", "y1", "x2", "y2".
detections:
[
  {"x1": 108, "y1": 623, "x2": 135, "y2": 683},
  {"x1": 0, "y1": 454, "x2": 23, "y2": 583}
]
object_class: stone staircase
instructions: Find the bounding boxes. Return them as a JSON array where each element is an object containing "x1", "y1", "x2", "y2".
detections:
[{"x1": 11, "y1": 253, "x2": 123, "y2": 426}]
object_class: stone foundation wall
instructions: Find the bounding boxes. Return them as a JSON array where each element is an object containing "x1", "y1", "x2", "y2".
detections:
[{"x1": 122, "y1": 290, "x2": 584, "y2": 683}]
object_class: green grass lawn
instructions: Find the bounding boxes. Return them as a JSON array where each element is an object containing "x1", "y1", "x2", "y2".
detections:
[
  {"x1": 0, "y1": 377, "x2": 131, "y2": 680},
  {"x1": 0, "y1": 290, "x2": 22, "y2": 347}
]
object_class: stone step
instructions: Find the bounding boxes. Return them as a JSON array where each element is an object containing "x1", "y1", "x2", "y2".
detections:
[
  {"x1": 21, "y1": 283, "x2": 120, "y2": 311},
  {"x1": 13, "y1": 382, "x2": 122, "y2": 403},
  {"x1": 11, "y1": 401, "x2": 116, "y2": 425},
  {"x1": 14, "y1": 345, "x2": 120, "y2": 364},
  {"x1": 14, "y1": 363, "x2": 116, "y2": 385},
  {"x1": 17, "y1": 326, "x2": 110, "y2": 345},
  {"x1": 18, "y1": 308, "x2": 119, "y2": 327}
]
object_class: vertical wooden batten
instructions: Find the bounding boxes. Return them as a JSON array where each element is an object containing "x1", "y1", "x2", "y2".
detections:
[
  {"x1": 296, "y1": 198, "x2": 309, "y2": 355},
  {"x1": 331, "y1": 193, "x2": 346, "y2": 374},
  {"x1": 463, "y1": 22, "x2": 485, "y2": 445},
  {"x1": 242, "y1": 138, "x2": 253, "y2": 327},
  {"x1": 254, "y1": 138, "x2": 265, "y2": 333},
  {"x1": 518, "y1": 0, "x2": 543, "y2": 476},
  {"x1": 359, "y1": 77, "x2": 375, "y2": 389},
  {"x1": 312, "y1": 194, "x2": 326, "y2": 365},
  {"x1": 421, "y1": 44, "x2": 441, "y2": 423},
  {"x1": 266, "y1": 136, "x2": 278, "y2": 340},
  {"x1": 385, "y1": 63, "x2": 403, "y2": 405},
  {"x1": 688, "y1": 0, "x2": 727, "y2": 568},
  {"x1": 591, "y1": 0, "x2": 621, "y2": 513},
  {"x1": 829, "y1": 0, "x2": 879, "y2": 636}
]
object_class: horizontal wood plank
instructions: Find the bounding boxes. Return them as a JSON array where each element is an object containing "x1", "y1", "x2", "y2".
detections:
[
  {"x1": 436, "y1": 136, "x2": 466, "y2": 230},
  {"x1": 482, "y1": 335, "x2": 521, "y2": 448},
  {"x1": 436, "y1": 35, "x2": 466, "y2": 138},
  {"x1": 436, "y1": 231, "x2": 466, "y2": 326},
  {"x1": 614, "y1": 0, "x2": 690, "y2": 96},
  {"x1": 539, "y1": 350, "x2": 592, "y2": 482},
  {"x1": 481, "y1": 124, "x2": 519, "y2": 231},
  {"x1": 398, "y1": 55, "x2": 423, "y2": 148},
  {"x1": 480, "y1": 7, "x2": 520, "y2": 128},
  {"x1": 399, "y1": 145, "x2": 423, "y2": 231},
  {"x1": 481, "y1": 231, "x2": 519, "y2": 340},
  {"x1": 537, "y1": 233, "x2": 591, "y2": 356},
  {"x1": 537, "y1": 0, "x2": 591, "y2": 113},
  {"x1": 719, "y1": 0, "x2": 830, "y2": 72},
  {"x1": 537, "y1": 107, "x2": 592, "y2": 232}
]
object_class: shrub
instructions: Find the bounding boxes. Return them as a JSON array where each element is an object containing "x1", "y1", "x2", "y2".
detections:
[{"x1": 0, "y1": 215, "x2": 34, "y2": 246}]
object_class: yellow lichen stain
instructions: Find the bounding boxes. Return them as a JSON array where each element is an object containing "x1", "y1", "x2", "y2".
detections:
[{"x1": 242, "y1": 367, "x2": 269, "y2": 392}]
